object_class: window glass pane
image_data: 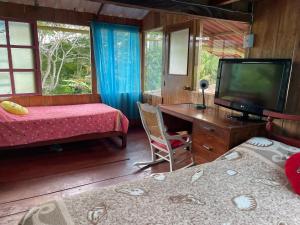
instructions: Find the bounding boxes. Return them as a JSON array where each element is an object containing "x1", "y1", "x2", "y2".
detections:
[
  {"x1": 38, "y1": 21, "x2": 92, "y2": 95},
  {"x1": 169, "y1": 28, "x2": 189, "y2": 75},
  {"x1": 0, "y1": 20, "x2": 6, "y2": 45},
  {"x1": 0, "y1": 47, "x2": 9, "y2": 69},
  {"x1": 144, "y1": 31, "x2": 163, "y2": 95},
  {"x1": 0, "y1": 72, "x2": 12, "y2": 95},
  {"x1": 8, "y1": 22, "x2": 32, "y2": 46},
  {"x1": 197, "y1": 19, "x2": 249, "y2": 93},
  {"x1": 14, "y1": 72, "x2": 36, "y2": 94},
  {"x1": 11, "y1": 48, "x2": 34, "y2": 69}
]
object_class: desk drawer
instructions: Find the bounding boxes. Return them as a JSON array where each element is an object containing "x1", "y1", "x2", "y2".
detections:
[
  {"x1": 192, "y1": 121, "x2": 229, "y2": 162},
  {"x1": 192, "y1": 134, "x2": 228, "y2": 156},
  {"x1": 194, "y1": 145, "x2": 220, "y2": 163},
  {"x1": 194, "y1": 120, "x2": 228, "y2": 139}
]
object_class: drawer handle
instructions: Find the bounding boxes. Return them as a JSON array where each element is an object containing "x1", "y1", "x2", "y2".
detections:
[
  {"x1": 202, "y1": 126, "x2": 214, "y2": 132},
  {"x1": 203, "y1": 144, "x2": 213, "y2": 151}
]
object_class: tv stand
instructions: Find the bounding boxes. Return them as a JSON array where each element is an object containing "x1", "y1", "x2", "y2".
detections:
[
  {"x1": 228, "y1": 112, "x2": 249, "y2": 121},
  {"x1": 227, "y1": 112, "x2": 263, "y2": 122}
]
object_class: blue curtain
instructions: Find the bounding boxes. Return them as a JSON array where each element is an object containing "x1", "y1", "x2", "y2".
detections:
[{"x1": 91, "y1": 22, "x2": 141, "y2": 120}]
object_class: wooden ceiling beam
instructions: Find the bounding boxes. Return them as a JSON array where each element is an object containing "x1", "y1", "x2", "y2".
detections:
[
  {"x1": 0, "y1": 1, "x2": 142, "y2": 27},
  {"x1": 96, "y1": 3, "x2": 105, "y2": 17},
  {"x1": 87, "y1": 0, "x2": 252, "y2": 23}
]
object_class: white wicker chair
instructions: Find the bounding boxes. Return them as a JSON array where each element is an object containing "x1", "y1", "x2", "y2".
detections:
[{"x1": 135, "y1": 102, "x2": 194, "y2": 172}]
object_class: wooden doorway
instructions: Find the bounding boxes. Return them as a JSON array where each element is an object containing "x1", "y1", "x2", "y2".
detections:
[{"x1": 163, "y1": 20, "x2": 196, "y2": 104}]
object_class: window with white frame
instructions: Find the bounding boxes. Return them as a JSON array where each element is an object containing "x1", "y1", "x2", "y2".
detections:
[{"x1": 0, "y1": 20, "x2": 39, "y2": 96}]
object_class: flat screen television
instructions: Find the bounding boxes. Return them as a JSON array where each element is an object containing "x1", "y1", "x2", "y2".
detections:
[{"x1": 214, "y1": 58, "x2": 292, "y2": 119}]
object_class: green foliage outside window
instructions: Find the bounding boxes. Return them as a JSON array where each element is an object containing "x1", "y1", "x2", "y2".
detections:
[
  {"x1": 144, "y1": 31, "x2": 163, "y2": 94},
  {"x1": 38, "y1": 22, "x2": 92, "y2": 95},
  {"x1": 198, "y1": 50, "x2": 219, "y2": 86}
]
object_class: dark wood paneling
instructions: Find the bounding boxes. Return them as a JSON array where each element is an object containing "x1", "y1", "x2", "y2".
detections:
[
  {"x1": 142, "y1": 11, "x2": 160, "y2": 31},
  {"x1": 142, "y1": 93, "x2": 163, "y2": 106},
  {"x1": 249, "y1": 0, "x2": 298, "y2": 58},
  {"x1": 8, "y1": 94, "x2": 100, "y2": 107},
  {"x1": 143, "y1": 11, "x2": 195, "y2": 31},
  {"x1": 144, "y1": 1, "x2": 300, "y2": 139},
  {"x1": 249, "y1": 0, "x2": 300, "y2": 139}
]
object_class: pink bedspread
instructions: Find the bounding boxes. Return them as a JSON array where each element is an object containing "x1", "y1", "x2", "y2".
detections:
[{"x1": 0, "y1": 103, "x2": 129, "y2": 148}]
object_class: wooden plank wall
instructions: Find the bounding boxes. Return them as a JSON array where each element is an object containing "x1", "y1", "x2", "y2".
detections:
[
  {"x1": 0, "y1": 2, "x2": 141, "y2": 106},
  {"x1": 142, "y1": 93, "x2": 163, "y2": 106},
  {"x1": 6, "y1": 94, "x2": 100, "y2": 107},
  {"x1": 143, "y1": 11, "x2": 195, "y2": 31},
  {"x1": 143, "y1": 5, "x2": 300, "y2": 139},
  {"x1": 249, "y1": 0, "x2": 300, "y2": 138}
]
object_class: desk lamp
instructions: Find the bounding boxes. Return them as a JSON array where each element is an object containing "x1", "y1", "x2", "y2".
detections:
[{"x1": 195, "y1": 79, "x2": 209, "y2": 110}]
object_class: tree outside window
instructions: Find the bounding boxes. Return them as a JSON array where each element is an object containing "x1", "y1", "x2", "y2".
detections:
[
  {"x1": 144, "y1": 31, "x2": 163, "y2": 96},
  {"x1": 37, "y1": 22, "x2": 92, "y2": 95},
  {"x1": 197, "y1": 19, "x2": 249, "y2": 93}
]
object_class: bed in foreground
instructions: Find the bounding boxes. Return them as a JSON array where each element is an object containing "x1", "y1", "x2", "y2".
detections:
[
  {"x1": 0, "y1": 103, "x2": 129, "y2": 149},
  {"x1": 19, "y1": 137, "x2": 300, "y2": 225}
]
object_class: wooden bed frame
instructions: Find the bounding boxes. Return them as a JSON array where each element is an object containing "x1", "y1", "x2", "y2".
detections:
[
  {"x1": 0, "y1": 98, "x2": 128, "y2": 150},
  {"x1": 0, "y1": 131, "x2": 127, "y2": 150},
  {"x1": 264, "y1": 110, "x2": 300, "y2": 148}
]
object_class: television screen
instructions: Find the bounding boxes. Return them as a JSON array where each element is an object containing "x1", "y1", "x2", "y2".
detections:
[{"x1": 215, "y1": 59, "x2": 292, "y2": 116}]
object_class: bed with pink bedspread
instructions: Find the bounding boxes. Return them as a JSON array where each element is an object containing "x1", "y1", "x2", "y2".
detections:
[{"x1": 0, "y1": 103, "x2": 129, "y2": 149}]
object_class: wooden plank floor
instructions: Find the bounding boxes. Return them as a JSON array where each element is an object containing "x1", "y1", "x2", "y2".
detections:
[{"x1": 0, "y1": 128, "x2": 173, "y2": 225}]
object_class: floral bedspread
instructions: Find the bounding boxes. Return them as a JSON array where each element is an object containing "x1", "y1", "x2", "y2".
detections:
[{"x1": 19, "y1": 137, "x2": 300, "y2": 225}]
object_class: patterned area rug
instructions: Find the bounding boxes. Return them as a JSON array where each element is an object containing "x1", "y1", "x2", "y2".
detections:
[{"x1": 19, "y1": 137, "x2": 300, "y2": 225}]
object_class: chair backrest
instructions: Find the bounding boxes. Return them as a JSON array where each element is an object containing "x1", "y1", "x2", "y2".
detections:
[
  {"x1": 137, "y1": 102, "x2": 167, "y2": 144},
  {"x1": 263, "y1": 110, "x2": 300, "y2": 148}
]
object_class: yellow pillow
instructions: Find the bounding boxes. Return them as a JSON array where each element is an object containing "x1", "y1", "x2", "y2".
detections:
[{"x1": 0, "y1": 101, "x2": 28, "y2": 115}]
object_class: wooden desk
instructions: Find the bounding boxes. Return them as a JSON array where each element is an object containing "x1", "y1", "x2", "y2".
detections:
[{"x1": 160, "y1": 104, "x2": 266, "y2": 164}]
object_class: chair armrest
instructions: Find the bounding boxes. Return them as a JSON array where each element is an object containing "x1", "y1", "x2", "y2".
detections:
[
  {"x1": 263, "y1": 110, "x2": 300, "y2": 148},
  {"x1": 166, "y1": 133, "x2": 191, "y2": 143},
  {"x1": 263, "y1": 110, "x2": 300, "y2": 121}
]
